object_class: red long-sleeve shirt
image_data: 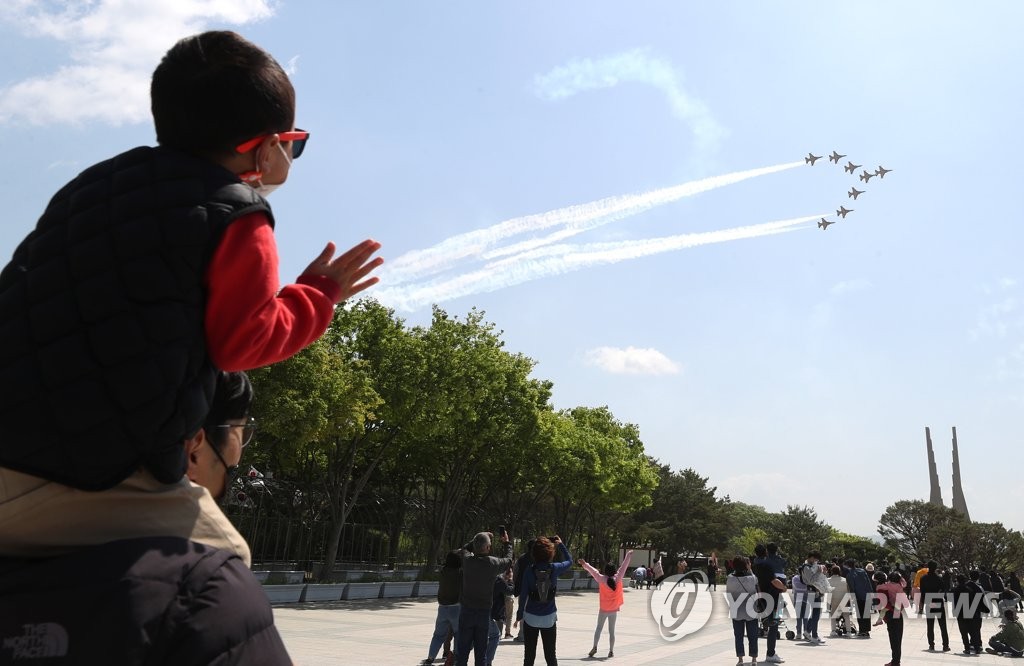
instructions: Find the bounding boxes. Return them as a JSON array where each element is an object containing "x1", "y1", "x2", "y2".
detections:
[{"x1": 203, "y1": 213, "x2": 341, "y2": 371}]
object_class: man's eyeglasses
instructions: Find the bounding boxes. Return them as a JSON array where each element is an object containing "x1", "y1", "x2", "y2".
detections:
[
  {"x1": 236, "y1": 129, "x2": 310, "y2": 160},
  {"x1": 215, "y1": 417, "x2": 257, "y2": 448}
]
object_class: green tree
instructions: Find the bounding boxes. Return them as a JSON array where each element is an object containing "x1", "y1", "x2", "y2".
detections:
[
  {"x1": 545, "y1": 407, "x2": 658, "y2": 547},
  {"x1": 248, "y1": 300, "x2": 429, "y2": 579},
  {"x1": 409, "y1": 307, "x2": 548, "y2": 566},
  {"x1": 828, "y1": 531, "x2": 893, "y2": 566},
  {"x1": 771, "y1": 505, "x2": 832, "y2": 570},
  {"x1": 877, "y1": 499, "x2": 962, "y2": 565},
  {"x1": 630, "y1": 465, "x2": 732, "y2": 559}
]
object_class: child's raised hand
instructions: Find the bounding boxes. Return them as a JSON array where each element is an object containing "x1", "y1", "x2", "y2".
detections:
[{"x1": 303, "y1": 239, "x2": 383, "y2": 303}]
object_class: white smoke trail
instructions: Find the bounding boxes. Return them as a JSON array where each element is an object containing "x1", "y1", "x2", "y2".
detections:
[
  {"x1": 374, "y1": 215, "x2": 821, "y2": 312},
  {"x1": 380, "y1": 161, "x2": 805, "y2": 285}
]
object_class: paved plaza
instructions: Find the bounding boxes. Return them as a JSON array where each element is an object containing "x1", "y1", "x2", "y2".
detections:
[{"x1": 274, "y1": 586, "x2": 1012, "y2": 665}]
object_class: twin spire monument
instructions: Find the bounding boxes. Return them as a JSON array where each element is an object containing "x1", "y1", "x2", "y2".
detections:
[{"x1": 925, "y1": 426, "x2": 970, "y2": 521}]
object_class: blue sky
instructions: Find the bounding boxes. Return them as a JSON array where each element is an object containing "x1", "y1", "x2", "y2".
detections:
[{"x1": 2, "y1": 1, "x2": 1022, "y2": 539}]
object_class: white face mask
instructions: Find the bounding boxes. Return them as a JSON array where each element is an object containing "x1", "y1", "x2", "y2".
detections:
[{"x1": 252, "y1": 143, "x2": 292, "y2": 197}]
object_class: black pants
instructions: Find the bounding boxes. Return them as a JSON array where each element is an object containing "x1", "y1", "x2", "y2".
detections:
[
  {"x1": 762, "y1": 591, "x2": 780, "y2": 656},
  {"x1": 853, "y1": 595, "x2": 872, "y2": 635},
  {"x1": 886, "y1": 615, "x2": 903, "y2": 665},
  {"x1": 523, "y1": 622, "x2": 556, "y2": 666},
  {"x1": 956, "y1": 616, "x2": 982, "y2": 651},
  {"x1": 925, "y1": 608, "x2": 949, "y2": 648}
]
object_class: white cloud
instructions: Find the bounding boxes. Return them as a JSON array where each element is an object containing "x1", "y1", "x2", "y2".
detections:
[
  {"x1": 532, "y1": 48, "x2": 726, "y2": 154},
  {"x1": 970, "y1": 277, "x2": 1020, "y2": 341},
  {"x1": 584, "y1": 346, "x2": 681, "y2": 376},
  {"x1": 830, "y1": 278, "x2": 872, "y2": 296},
  {"x1": 0, "y1": 0, "x2": 275, "y2": 126}
]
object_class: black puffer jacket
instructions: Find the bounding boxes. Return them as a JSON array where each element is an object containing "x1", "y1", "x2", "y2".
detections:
[
  {"x1": 0, "y1": 536, "x2": 290, "y2": 665},
  {"x1": 0, "y1": 146, "x2": 272, "y2": 491}
]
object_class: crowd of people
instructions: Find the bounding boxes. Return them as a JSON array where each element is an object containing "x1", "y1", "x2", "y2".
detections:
[
  {"x1": 724, "y1": 545, "x2": 1024, "y2": 666},
  {"x1": 423, "y1": 533, "x2": 583, "y2": 666}
]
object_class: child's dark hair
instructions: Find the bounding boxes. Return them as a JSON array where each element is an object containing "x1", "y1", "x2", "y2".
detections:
[
  {"x1": 603, "y1": 563, "x2": 617, "y2": 590},
  {"x1": 151, "y1": 31, "x2": 295, "y2": 157}
]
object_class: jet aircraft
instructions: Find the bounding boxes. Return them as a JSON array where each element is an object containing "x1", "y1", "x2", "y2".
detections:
[
  {"x1": 829, "y1": 151, "x2": 846, "y2": 163},
  {"x1": 844, "y1": 161, "x2": 862, "y2": 174},
  {"x1": 875, "y1": 165, "x2": 892, "y2": 178},
  {"x1": 818, "y1": 218, "x2": 834, "y2": 230},
  {"x1": 848, "y1": 187, "x2": 864, "y2": 200},
  {"x1": 859, "y1": 170, "x2": 876, "y2": 183},
  {"x1": 805, "y1": 153, "x2": 822, "y2": 165},
  {"x1": 836, "y1": 206, "x2": 853, "y2": 218}
]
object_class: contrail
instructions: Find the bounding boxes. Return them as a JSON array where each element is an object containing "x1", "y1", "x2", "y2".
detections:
[
  {"x1": 373, "y1": 215, "x2": 821, "y2": 312},
  {"x1": 380, "y1": 161, "x2": 805, "y2": 284}
]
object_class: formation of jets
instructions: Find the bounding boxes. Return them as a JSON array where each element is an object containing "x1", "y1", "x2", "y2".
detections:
[{"x1": 806, "y1": 149, "x2": 893, "y2": 230}]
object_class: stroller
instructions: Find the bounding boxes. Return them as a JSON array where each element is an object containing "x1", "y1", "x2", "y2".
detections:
[
  {"x1": 758, "y1": 613, "x2": 796, "y2": 640},
  {"x1": 756, "y1": 596, "x2": 796, "y2": 640}
]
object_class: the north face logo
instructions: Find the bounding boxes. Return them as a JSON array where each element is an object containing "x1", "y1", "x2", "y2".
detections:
[{"x1": 2, "y1": 623, "x2": 69, "y2": 659}]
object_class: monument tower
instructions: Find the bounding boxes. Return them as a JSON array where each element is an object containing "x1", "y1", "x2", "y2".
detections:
[
  {"x1": 924, "y1": 425, "x2": 971, "y2": 522},
  {"x1": 925, "y1": 427, "x2": 943, "y2": 506},
  {"x1": 950, "y1": 427, "x2": 971, "y2": 521}
]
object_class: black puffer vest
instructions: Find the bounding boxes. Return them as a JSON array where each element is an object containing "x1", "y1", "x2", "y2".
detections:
[{"x1": 0, "y1": 146, "x2": 273, "y2": 490}]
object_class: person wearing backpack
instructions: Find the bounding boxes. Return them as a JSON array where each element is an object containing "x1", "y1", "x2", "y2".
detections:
[
  {"x1": 515, "y1": 536, "x2": 572, "y2": 665},
  {"x1": 579, "y1": 549, "x2": 633, "y2": 658},
  {"x1": 512, "y1": 539, "x2": 536, "y2": 642}
]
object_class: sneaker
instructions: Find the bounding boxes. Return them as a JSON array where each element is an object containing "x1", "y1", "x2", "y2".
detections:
[
  {"x1": 942, "y1": 646, "x2": 951, "y2": 652},
  {"x1": 987, "y1": 648, "x2": 1000, "y2": 655},
  {"x1": 794, "y1": 633, "x2": 802, "y2": 640},
  {"x1": 963, "y1": 648, "x2": 973, "y2": 655},
  {"x1": 811, "y1": 636, "x2": 825, "y2": 645},
  {"x1": 765, "y1": 655, "x2": 785, "y2": 664},
  {"x1": 737, "y1": 659, "x2": 745, "y2": 666},
  {"x1": 750, "y1": 659, "x2": 757, "y2": 665}
]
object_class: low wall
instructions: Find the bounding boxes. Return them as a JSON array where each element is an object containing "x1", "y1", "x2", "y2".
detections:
[{"x1": 261, "y1": 580, "x2": 597, "y2": 604}]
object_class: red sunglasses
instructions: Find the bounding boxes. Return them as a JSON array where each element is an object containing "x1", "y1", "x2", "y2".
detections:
[{"x1": 236, "y1": 128, "x2": 310, "y2": 159}]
